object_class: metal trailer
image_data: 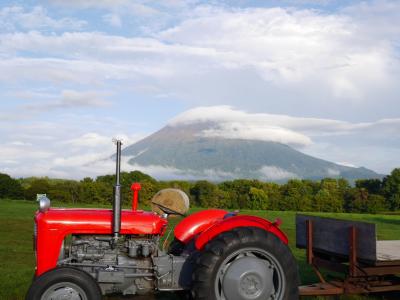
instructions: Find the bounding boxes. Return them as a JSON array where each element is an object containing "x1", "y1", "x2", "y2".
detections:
[{"x1": 296, "y1": 214, "x2": 400, "y2": 296}]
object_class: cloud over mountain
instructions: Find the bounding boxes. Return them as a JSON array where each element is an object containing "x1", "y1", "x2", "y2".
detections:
[{"x1": 169, "y1": 105, "x2": 400, "y2": 147}]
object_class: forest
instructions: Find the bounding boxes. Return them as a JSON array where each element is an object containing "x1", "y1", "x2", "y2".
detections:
[{"x1": 1, "y1": 168, "x2": 400, "y2": 214}]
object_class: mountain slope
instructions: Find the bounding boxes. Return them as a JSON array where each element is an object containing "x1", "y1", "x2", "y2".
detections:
[{"x1": 121, "y1": 123, "x2": 381, "y2": 182}]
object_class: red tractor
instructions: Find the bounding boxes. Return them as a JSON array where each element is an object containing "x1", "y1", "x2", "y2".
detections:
[{"x1": 27, "y1": 141, "x2": 299, "y2": 300}]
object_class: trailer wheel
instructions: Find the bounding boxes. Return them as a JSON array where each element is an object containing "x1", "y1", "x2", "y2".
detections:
[
  {"x1": 191, "y1": 227, "x2": 299, "y2": 300},
  {"x1": 26, "y1": 267, "x2": 101, "y2": 300}
]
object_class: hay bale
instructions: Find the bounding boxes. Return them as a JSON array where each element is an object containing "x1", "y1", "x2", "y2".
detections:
[{"x1": 151, "y1": 189, "x2": 190, "y2": 216}]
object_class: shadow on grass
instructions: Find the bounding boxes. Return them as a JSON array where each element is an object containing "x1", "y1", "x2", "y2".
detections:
[
  {"x1": 106, "y1": 292, "x2": 181, "y2": 299},
  {"x1": 105, "y1": 291, "x2": 400, "y2": 300}
]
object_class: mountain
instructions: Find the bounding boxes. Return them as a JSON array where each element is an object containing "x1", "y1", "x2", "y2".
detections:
[{"x1": 121, "y1": 122, "x2": 381, "y2": 182}]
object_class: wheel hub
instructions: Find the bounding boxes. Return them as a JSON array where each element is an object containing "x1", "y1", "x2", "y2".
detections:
[
  {"x1": 222, "y1": 256, "x2": 274, "y2": 300},
  {"x1": 41, "y1": 282, "x2": 87, "y2": 300},
  {"x1": 49, "y1": 287, "x2": 80, "y2": 300},
  {"x1": 240, "y1": 274, "x2": 262, "y2": 296}
]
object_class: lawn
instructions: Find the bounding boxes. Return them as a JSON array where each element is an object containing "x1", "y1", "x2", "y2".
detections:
[{"x1": 1, "y1": 199, "x2": 399, "y2": 300}]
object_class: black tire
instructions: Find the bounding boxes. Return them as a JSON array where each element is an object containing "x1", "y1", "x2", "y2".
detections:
[
  {"x1": 26, "y1": 267, "x2": 102, "y2": 300},
  {"x1": 191, "y1": 226, "x2": 299, "y2": 300}
]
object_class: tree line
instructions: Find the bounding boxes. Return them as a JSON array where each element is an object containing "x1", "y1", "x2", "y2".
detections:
[{"x1": 1, "y1": 169, "x2": 400, "y2": 214}]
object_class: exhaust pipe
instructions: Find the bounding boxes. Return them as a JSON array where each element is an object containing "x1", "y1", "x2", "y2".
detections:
[{"x1": 113, "y1": 139, "x2": 122, "y2": 242}]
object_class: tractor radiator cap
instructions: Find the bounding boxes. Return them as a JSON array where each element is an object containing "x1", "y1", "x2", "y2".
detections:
[{"x1": 151, "y1": 189, "x2": 190, "y2": 216}]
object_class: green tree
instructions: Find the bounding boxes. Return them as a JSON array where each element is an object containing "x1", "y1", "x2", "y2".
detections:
[
  {"x1": 356, "y1": 179, "x2": 382, "y2": 195},
  {"x1": 214, "y1": 189, "x2": 231, "y2": 209},
  {"x1": 0, "y1": 173, "x2": 24, "y2": 199},
  {"x1": 344, "y1": 187, "x2": 356, "y2": 212},
  {"x1": 350, "y1": 188, "x2": 369, "y2": 213},
  {"x1": 190, "y1": 181, "x2": 218, "y2": 207},
  {"x1": 382, "y1": 168, "x2": 400, "y2": 210},
  {"x1": 314, "y1": 189, "x2": 331, "y2": 212},
  {"x1": 346, "y1": 188, "x2": 385, "y2": 213},
  {"x1": 24, "y1": 178, "x2": 50, "y2": 200},
  {"x1": 249, "y1": 187, "x2": 269, "y2": 210},
  {"x1": 218, "y1": 181, "x2": 239, "y2": 208},
  {"x1": 262, "y1": 183, "x2": 282, "y2": 211},
  {"x1": 315, "y1": 179, "x2": 344, "y2": 212},
  {"x1": 48, "y1": 180, "x2": 80, "y2": 203},
  {"x1": 78, "y1": 178, "x2": 111, "y2": 204},
  {"x1": 366, "y1": 194, "x2": 387, "y2": 213},
  {"x1": 281, "y1": 180, "x2": 312, "y2": 211},
  {"x1": 232, "y1": 180, "x2": 253, "y2": 209}
]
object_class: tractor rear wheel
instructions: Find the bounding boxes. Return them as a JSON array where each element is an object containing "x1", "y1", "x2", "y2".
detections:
[
  {"x1": 191, "y1": 226, "x2": 299, "y2": 300},
  {"x1": 26, "y1": 267, "x2": 101, "y2": 300}
]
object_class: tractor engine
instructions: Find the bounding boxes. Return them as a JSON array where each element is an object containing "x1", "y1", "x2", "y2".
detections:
[
  {"x1": 54, "y1": 141, "x2": 189, "y2": 295},
  {"x1": 63, "y1": 234, "x2": 163, "y2": 295}
]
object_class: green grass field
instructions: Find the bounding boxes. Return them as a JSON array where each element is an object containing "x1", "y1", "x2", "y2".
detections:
[{"x1": 1, "y1": 199, "x2": 399, "y2": 300}]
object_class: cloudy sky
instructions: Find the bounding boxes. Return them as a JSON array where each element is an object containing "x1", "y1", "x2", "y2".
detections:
[{"x1": 0, "y1": 0, "x2": 399, "y2": 179}]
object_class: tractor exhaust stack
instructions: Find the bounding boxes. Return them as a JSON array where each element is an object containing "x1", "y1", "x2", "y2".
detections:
[{"x1": 113, "y1": 139, "x2": 122, "y2": 242}]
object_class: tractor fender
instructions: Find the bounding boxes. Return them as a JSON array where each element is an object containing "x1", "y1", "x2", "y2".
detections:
[
  {"x1": 194, "y1": 215, "x2": 288, "y2": 250},
  {"x1": 174, "y1": 209, "x2": 228, "y2": 243}
]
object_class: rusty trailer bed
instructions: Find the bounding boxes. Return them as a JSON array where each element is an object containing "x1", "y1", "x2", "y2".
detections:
[{"x1": 296, "y1": 214, "x2": 400, "y2": 296}]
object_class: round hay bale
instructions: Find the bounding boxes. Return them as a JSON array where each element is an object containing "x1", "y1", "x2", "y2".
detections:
[{"x1": 151, "y1": 188, "x2": 190, "y2": 216}]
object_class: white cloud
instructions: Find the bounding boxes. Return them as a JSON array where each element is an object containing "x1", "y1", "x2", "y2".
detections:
[
  {"x1": 169, "y1": 106, "x2": 314, "y2": 146},
  {"x1": 169, "y1": 105, "x2": 400, "y2": 142},
  {"x1": 62, "y1": 132, "x2": 142, "y2": 149},
  {"x1": 336, "y1": 161, "x2": 357, "y2": 168},
  {"x1": 21, "y1": 90, "x2": 111, "y2": 112},
  {"x1": 126, "y1": 162, "x2": 236, "y2": 181},
  {"x1": 342, "y1": 0, "x2": 400, "y2": 40},
  {"x1": 0, "y1": 144, "x2": 53, "y2": 160},
  {"x1": 0, "y1": 111, "x2": 146, "y2": 178},
  {"x1": 9, "y1": 141, "x2": 32, "y2": 146},
  {"x1": 60, "y1": 90, "x2": 111, "y2": 107},
  {"x1": 326, "y1": 168, "x2": 340, "y2": 176},
  {"x1": 0, "y1": 2, "x2": 398, "y2": 115},
  {"x1": 258, "y1": 166, "x2": 298, "y2": 181},
  {"x1": 0, "y1": 6, "x2": 86, "y2": 31},
  {"x1": 33, "y1": 153, "x2": 235, "y2": 181},
  {"x1": 156, "y1": 4, "x2": 398, "y2": 100},
  {"x1": 62, "y1": 133, "x2": 112, "y2": 148},
  {"x1": 201, "y1": 122, "x2": 312, "y2": 147}
]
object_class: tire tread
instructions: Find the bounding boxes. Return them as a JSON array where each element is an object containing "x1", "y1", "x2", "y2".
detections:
[{"x1": 191, "y1": 226, "x2": 299, "y2": 300}]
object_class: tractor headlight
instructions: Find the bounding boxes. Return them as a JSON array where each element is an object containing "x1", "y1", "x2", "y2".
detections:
[{"x1": 37, "y1": 194, "x2": 51, "y2": 212}]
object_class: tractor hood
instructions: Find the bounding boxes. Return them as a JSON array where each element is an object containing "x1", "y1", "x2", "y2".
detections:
[
  {"x1": 35, "y1": 208, "x2": 168, "y2": 235},
  {"x1": 34, "y1": 208, "x2": 167, "y2": 276}
]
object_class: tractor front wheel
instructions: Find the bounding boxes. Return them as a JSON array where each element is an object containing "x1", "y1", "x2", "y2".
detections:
[
  {"x1": 191, "y1": 226, "x2": 299, "y2": 300},
  {"x1": 26, "y1": 267, "x2": 102, "y2": 300}
]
